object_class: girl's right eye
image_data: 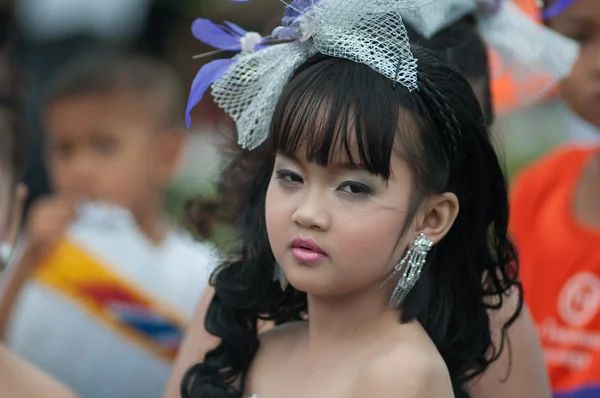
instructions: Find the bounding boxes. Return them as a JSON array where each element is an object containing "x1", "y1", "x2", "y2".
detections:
[{"x1": 275, "y1": 170, "x2": 303, "y2": 186}]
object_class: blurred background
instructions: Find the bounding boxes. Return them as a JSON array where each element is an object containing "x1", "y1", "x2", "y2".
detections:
[{"x1": 1, "y1": 0, "x2": 598, "y2": 240}]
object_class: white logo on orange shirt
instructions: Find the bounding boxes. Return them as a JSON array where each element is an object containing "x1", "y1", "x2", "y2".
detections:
[{"x1": 558, "y1": 272, "x2": 600, "y2": 327}]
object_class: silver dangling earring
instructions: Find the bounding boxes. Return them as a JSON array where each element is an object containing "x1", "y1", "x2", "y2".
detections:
[
  {"x1": 273, "y1": 262, "x2": 289, "y2": 291},
  {"x1": 381, "y1": 233, "x2": 433, "y2": 307}
]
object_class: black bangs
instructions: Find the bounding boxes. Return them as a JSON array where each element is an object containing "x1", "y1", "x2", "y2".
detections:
[{"x1": 269, "y1": 54, "x2": 416, "y2": 180}]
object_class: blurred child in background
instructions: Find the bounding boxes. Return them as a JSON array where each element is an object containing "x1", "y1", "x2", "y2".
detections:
[
  {"x1": 0, "y1": 53, "x2": 216, "y2": 398},
  {"x1": 509, "y1": 1, "x2": 600, "y2": 397}
]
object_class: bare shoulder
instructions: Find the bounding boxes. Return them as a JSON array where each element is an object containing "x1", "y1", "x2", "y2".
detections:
[
  {"x1": 257, "y1": 320, "x2": 306, "y2": 356},
  {"x1": 353, "y1": 324, "x2": 453, "y2": 398},
  {"x1": 245, "y1": 321, "x2": 306, "y2": 392},
  {"x1": 164, "y1": 286, "x2": 276, "y2": 398},
  {"x1": 0, "y1": 344, "x2": 78, "y2": 398},
  {"x1": 163, "y1": 287, "x2": 219, "y2": 398},
  {"x1": 251, "y1": 322, "x2": 305, "y2": 368}
]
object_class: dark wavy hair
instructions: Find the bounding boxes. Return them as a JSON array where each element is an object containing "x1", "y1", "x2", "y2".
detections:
[
  {"x1": 404, "y1": 15, "x2": 493, "y2": 127},
  {"x1": 181, "y1": 45, "x2": 521, "y2": 398}
]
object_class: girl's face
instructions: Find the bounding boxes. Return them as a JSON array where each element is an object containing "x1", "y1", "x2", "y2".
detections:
[
  {"x1": 265, "y1": 148, "x2": 416, "y2": 297},
  {"x1": 547, "y1": 0, "x2": 600, "y2": 127}
]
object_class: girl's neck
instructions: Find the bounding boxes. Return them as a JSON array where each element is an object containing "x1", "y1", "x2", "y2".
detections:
[{"x1": 304, "y1": 286, "x2": 399, "y2": 352}]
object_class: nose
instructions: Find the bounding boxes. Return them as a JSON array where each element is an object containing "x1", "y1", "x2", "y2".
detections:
[
  {"x1": 291, "y1": 186, "x2": 331, "y2": 231},
  {"x1": 65, "y1": 153, "x2": 95, "y2": 196}
]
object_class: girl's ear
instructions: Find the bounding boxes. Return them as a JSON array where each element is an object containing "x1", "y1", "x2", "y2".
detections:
[{"x1": 415, "y1": 192, "x2": 459, "y2": 244}]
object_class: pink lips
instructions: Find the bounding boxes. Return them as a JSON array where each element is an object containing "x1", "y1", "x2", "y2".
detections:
[{"x1": 290, "y1": 237, "x2": 327, "y2": 263}]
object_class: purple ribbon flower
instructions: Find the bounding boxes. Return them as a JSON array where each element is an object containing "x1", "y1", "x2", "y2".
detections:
[
  {"x1": 282, "y1": 0, "x2": 316, "y2": 24},
  {"x1": 186, "y1": 0, "x2": 319, "y2": 126},
  {"x1": 272, "y1": 0, "x2": 319, "y2": 41},
  {"x1": 186, "y1": 18, "x2": 267, "y2": 127}
]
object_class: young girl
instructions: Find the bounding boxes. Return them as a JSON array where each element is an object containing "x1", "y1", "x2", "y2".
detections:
[
  {"x1": 510, "y1": 1, "x2": 600, "y2": 397},
  {"x1": 164, "y1": 1, "x2": 575, "y2": 397},
  {"x1": 174, "y1": 0, "x2": 535, "y2": 397},
  {"x1": 165, "y1": 19, "x2": 493, "y2": 398}
]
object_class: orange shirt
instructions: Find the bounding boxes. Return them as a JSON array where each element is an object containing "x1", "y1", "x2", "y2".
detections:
[{"x1": 510, "y1": 145, "x2": 600, "y2": 397}]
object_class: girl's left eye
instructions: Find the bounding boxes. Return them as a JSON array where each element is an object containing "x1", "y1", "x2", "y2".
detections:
[
  {"x1": 276, "y1": 170, "x2": 303, "y2": 184},
  {"x1": 338, "y1": 182, "x2": 372, "y2": 195}
]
